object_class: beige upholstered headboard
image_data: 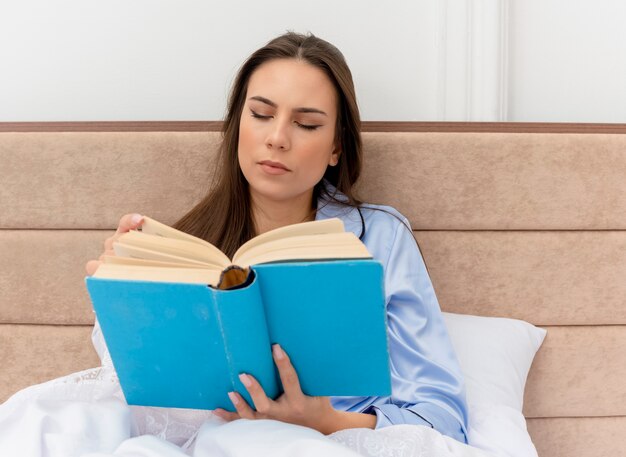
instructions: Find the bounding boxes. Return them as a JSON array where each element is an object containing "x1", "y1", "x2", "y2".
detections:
[{"x1": 1, "y1": 122, "x2": 625, "y2": 456}]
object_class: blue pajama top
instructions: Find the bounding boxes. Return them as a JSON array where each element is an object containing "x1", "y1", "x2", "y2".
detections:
[{"x1": 315, "y1": 190, "x2": 468, "y2": 443}]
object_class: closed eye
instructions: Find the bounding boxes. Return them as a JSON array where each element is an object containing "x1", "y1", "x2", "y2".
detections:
[
  {"x1": 250, "y1": 110, "x2": 321, "y2": 131},
  {"x1": 251, "y1": 111, "x2": 271, "y2": 120},
  {"x1": 296, "y1": 122, "x2": 320, "y2": 131}
]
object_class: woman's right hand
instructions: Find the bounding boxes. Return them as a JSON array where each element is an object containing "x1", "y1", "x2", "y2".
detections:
[{"x1": 85, "y1": 213, "x2": 144, "y2": 276}]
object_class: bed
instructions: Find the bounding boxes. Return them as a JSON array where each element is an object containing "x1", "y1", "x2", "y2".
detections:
[{"x1": 1, "y1": 121, "x2": 625, "y2": 456}]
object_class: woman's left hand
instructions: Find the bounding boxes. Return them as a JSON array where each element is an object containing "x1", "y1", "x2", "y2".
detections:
[{"x1": 213, "y1": 344, "x2": 340, "y2": 434}]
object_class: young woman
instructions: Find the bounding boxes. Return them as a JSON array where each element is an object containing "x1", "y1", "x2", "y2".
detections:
[{"x1": 86, "y1": 31, "x2": 469, "y2": 443}]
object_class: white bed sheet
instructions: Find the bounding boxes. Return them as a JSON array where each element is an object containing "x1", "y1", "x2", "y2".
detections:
[{"x1": 0, "y1": 365, "x2": 490, "y2": 457}]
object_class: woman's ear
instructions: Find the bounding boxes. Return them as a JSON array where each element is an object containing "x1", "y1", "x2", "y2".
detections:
[{"x1": 329, "y1": 146, "x2": 341, "y2": 167}]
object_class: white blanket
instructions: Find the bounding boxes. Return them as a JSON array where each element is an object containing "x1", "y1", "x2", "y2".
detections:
[{"x1": 0, "y1": 365, "x2": 489, "y2": 457}]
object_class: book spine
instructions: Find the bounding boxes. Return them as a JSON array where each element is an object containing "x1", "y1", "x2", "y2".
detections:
[{"x1": 210, "y1": 275, "x2": 279, "y2": 410}]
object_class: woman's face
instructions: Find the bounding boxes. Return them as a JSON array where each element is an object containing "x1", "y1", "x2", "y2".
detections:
[{"x1": 238, "y1": 58, "x2": 340, "y2": 206}]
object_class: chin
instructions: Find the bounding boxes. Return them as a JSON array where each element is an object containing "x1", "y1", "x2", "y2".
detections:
[{"x1": 249, "y1": 181, "x2": 313, "y2": 204}]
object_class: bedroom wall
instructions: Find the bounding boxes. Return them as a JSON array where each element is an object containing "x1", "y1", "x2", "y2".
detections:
[
  {"x1": 507, "y1": 0, "x2": 626, "y2": 122},
  {"x1": 1, "y1": 0, "x2": 624, "y2": 122},
  {"x1": 0, "y1": 0, "x2": 440, "y2": 122}
]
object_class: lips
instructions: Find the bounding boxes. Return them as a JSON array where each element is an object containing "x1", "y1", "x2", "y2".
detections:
[{"x1": 258, "y1": 160, "x2": 290, "y2": 171}]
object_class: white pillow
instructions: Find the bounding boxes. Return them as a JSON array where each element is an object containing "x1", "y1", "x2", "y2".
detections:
[{"x1": 442, "y1": 312, "x2": 546, "y2": 457}]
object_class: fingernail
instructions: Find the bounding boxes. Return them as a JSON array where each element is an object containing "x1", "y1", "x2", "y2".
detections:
[
  {"x1": 228, "y1": 391, "x2": 239, "y2": 405},
  {"x1": 239, "y1": 373, "x2": 252, "y2": 387},
  {"x1": 273, "y1": 344, "x2": 284, "y2": 360},
  {"x1": 131, "y1": 214, "x2": 143, "y2": 225}
]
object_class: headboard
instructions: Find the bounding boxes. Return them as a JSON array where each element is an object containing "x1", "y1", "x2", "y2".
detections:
[{"x1": 1, "y1": 122, "x2": 625, "y2": 456}]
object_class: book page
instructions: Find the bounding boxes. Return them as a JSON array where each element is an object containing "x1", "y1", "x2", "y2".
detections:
[
  {"x1": 93, "y1": 264, "x2": 222, "y2": 286},
  {"x1": 140, "y1": 217, "x2": 231, "y2": 265},
  {"x1": 233, "y1": 218, "x2": 345, "y2": 262},
  {"x1": 141, "y1": 217, "x2": 214, "y2": 247},
  {"x1": 113, "y1": 242, "x2": 224, "y2": 268},
  {"x1": 117, "y1": 231, "x2": 230, "y2": 267},
  {"x1": 102, "y1": 255, "x2": 213, "y2": 269},
  {"x1": 234, "y1": 232, "x2": 371, "y2": 267}
]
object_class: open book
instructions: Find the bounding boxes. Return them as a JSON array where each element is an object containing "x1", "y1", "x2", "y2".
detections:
[
  {"x1": 85, "y1": 217, "x2": 390, "y2": 411},
  {"x1": 93, "y1": 216, "x2": 372, "y2": 289}
]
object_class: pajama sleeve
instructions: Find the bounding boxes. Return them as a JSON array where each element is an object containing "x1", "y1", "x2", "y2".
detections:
[{"x1": 363, "y1": 217, "x2": 468, "y2": 443}]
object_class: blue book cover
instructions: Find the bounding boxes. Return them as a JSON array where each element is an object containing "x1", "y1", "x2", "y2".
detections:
[{"x1": 85, "y1": 259, "x2": 390, "y2": 411}]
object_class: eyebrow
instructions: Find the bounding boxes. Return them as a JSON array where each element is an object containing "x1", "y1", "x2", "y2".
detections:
[{"x1": 249, "y1": 96, "x2": 328, "y2": 116}]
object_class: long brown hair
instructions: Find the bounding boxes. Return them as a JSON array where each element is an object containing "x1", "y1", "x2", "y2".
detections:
[{"x1": 173, "y1": 31, "x2": 364, "y2": 258}]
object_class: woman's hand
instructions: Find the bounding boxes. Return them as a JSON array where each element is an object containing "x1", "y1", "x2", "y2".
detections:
[
  {"x1": 213, "y1": 344, "x2": 376, "y2": 434},
  {"x1": 85, "y1": 213, "x2": 144, "y2": 276}
]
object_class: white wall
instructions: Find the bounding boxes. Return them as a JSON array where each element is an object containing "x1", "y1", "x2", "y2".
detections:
[
  {"x1": 1, "y1": 1, "x2": 625, "y2": 122},
  {"x1": 0, "y1": 0, "x2": 439, "y2": 122},
  {"x1": 508, "y1": 0, "x2": 626, "y2": 122}
]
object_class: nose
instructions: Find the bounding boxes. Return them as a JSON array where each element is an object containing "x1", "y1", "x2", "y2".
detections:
[{"x1": 265, "y1": 118, "x2": 291, "y2": 151}]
